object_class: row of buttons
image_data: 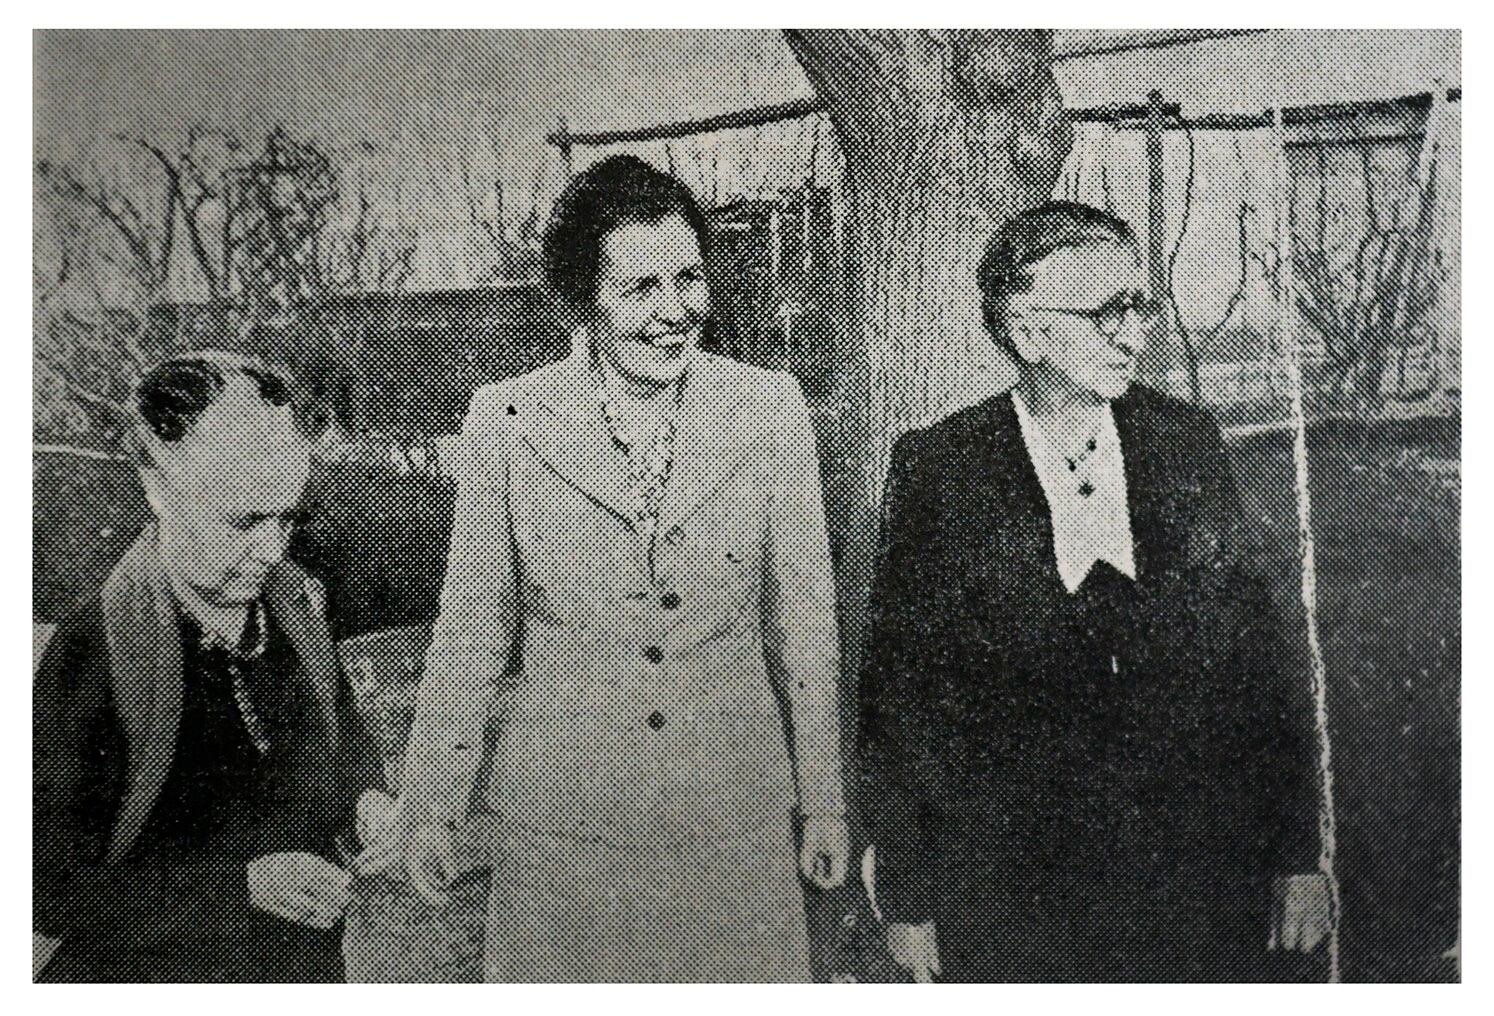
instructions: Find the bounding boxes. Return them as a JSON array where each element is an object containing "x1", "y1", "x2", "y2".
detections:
[{"x1": 641, "y1": 589, "x2": 678, "y2": 730}]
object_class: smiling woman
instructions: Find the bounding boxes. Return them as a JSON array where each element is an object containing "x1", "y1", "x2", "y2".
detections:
[
  {"x1": 360, "y1": 154, "x2": 850, "y2": 982},
  {"x1": 590, "y1": 217, "x2": 710, "y2": 388}
]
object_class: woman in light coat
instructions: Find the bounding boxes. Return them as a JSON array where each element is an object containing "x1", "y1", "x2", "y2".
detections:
[{"x1": 364, "y1": 155, "x2": 848, "y2": 981}]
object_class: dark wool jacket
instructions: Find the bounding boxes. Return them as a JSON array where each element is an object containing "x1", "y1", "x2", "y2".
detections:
[
  {"x1": 859, "y1": 385, "x2": 1319, "y2": 979},
  {"x1": 33, "y1": 525, "x2": 381, "y2": 966}
]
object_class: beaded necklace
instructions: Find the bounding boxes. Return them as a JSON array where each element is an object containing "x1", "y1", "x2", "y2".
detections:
[
  {"x1": 1021, "y1": 388, "x2": 1105, "y2": 499},
  {"x1": 1063, "y1": 425, "x2": 1103, "y2": 498},
  {"x1": 195, "y1": 600, "x2": 273, "y2": 755},
  {"x1": 592, "y1": 355, "x2": 689, "y2": 539}
]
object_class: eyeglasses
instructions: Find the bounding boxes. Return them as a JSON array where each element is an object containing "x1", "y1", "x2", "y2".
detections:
[{"x1": 1028, "y1": 290, "x2": 1162, "y2": 338}]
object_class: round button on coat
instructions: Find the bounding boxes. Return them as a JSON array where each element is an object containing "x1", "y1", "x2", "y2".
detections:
[
  {"x1": 660, "y1": 592, "x2": 681, "y2": 610},
  {"x1": 644, "y1": 645, "x2": 664, "y2": 664},
  {"x1": 647, "y1": 711, "x2": 666, "y2": 730}
]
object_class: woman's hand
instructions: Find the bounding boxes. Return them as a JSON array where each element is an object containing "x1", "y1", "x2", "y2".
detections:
[
  {"x1": 247, "y1": 851, "x2": 352, "y2": 929},
  {"x1": 401, "y1": 823, "x2": 459, "y2": 907},
  {"x1": 354, "y1": 788, "x2": 398, "y2": 850},
  {"x1": 800, "y1": 812, "x2": 849, "y2": 889},
  {"x1": 886, "y1": 921, "x2": 941, "y2": 982},
  {"x1": 350, "y1": 792, "x2": 405, "y2": 879},
  {"x1": 353, "y1": 803, "x2": 458, "y2": 909},
  {"x1": 1269, "y1": 872, "x2": 1333, "y2": 953}
]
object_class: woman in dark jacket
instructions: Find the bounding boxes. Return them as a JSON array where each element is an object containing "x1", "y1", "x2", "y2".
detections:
[{"x1": 860, "y1": 201, "x2": 1328, "y2": 981}]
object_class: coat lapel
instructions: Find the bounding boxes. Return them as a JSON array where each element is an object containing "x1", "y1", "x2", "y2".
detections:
[
  {"x1": 1113, "y1": 385, "x2": 1186, "y2": 584},
  {"x1": 100, "y1": 528, "x2": 345, "y2": 862},
  {"x1": 656, "y1": 354, "x2": 754, "y2": 536},
  {"x1": 961, "y1": 394, "x2": 1064, "y2": 595},
  {"x1": 519, "y1": 348, "x2": 757, "y2": 537},
  {"x1": 520, "y1": 348, "x2": 639, "y2": 528},
  {"x1": 101, "y1": 524, "x2": 183, "y2": 863},
  {"x1": 263, "y1": 563, "x2": 341, "y2": 746}
]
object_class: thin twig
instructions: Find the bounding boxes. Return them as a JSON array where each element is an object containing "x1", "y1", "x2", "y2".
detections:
[
  {"x1": 1164, "y1": 125, "x2": 1203, "y2": 402},
  {"x1": 33, "y1": 443, "x2": 130, "y2": 463}
]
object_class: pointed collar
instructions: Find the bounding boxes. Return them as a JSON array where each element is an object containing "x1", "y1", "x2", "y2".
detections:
[
  {"x1": 520, "y1": 346, "x2": 639, "y2": 526},
  {"x1": 989, "y1": 382, "x2": 1183, "y2": 586},
  {"x1": 657, "y1": 353, "x2": 753, "y2": 534},
  {"x1": 167, "y1": 569, "x2": 262, "y2": 656},
  {"x1": 519, "y1": 345, "x2": 754, "y2": 534},
  {"x1": 962, "y1": 387, "x2": 1171, "y2": 590}
]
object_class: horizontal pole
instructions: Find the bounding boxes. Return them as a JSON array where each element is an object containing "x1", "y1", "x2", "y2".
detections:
[
  {"x1": 547, "y1": 96, "x2": 823, "y2": 149},
  {"x1": 548, "y1": 97, "x2": 1180, "y2": 149},
  {"x1": 548, "y1": 87, "x2": 1459, "y2": 151},
  {"x1": 1283, "y1": 130, "x2": 1428, "y2": 150},
  {"x1": 1110, "y1": 87, "x2": 1462, "y2": 132},
  {"x1": 1069, "y1": 101, "x2": 1182, "y2": 123},
  {"x1": 33, "y1": 443, "x2": 129, "y2": 463}
]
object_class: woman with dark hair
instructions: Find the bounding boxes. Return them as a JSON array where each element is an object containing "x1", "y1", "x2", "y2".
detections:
[
  {"x1": 860, "y1": 200, "x2": 1329, "y2": 980},
  {"x1": 364, "y1": 155, "x2": 847, "y2": 981}
]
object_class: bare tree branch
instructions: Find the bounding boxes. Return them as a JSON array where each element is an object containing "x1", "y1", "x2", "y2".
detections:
[
  {"x1": 33, "y1": 442, "x2": 130, "y2": 463},
  {"x1": 35, "y1": 349, "x2": 129, "y2": 416},
  {"x1": 1165, "y1": 126, "x2": 1203, "y2": 402},
  {"x1": 37, "y1": 160, "x2": 156, "y2": 284}
]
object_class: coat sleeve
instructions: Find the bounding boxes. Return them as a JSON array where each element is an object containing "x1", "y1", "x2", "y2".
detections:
[
  {"x1": 399, "y1": 384, "x2": 521, "y2": 827},
  {"x1": 317, "y1": 655, "x2": 390, "y2": 856},
  {"x1": 1202, "y1": 415, "x2": 1321, "y2": 876},
  {"x1": 858, "y1": 433, "x2": 945, "y2": 924},
  {"x1": 33, "y1": 605, "x2": 245, "y2": 949},
  {"x1": 761, "y1": 374, "x2": 846, "y2": 818}
]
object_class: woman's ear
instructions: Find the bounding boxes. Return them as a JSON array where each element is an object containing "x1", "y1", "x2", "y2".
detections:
[{"x1": 1006, "y1": 315, "x2": 1046, "y2": 366}]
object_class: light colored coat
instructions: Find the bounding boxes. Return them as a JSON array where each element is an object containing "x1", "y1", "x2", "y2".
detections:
[{"x1": 402, "y1": 347, "x2": 846, "y2": 847}]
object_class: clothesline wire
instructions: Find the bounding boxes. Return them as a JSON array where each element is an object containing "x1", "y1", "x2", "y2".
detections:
[{"x1": 1269, "y1": 28, "x2": 1344, "y2": 985}]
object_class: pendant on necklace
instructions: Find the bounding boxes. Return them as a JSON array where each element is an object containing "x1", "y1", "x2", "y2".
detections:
[{"x1": 1066, "y1": 437, "x2": 1098, "y2": 473}]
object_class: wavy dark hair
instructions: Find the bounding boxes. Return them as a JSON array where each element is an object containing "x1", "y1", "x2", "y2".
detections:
[
  {"x1": 542, "y1": 154, "x2": 711, "y2": 310},
  {"x1": 977, "y1": 201, "x2": 1139, "y2": 354},
  {"x1": 130, "y1": 351, "x2": 328, "y2": 464}
]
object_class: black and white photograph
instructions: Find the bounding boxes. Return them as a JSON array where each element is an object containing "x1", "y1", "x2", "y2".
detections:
[{"x1": 30, "y1": 25, "x2": 1461, "y2": 984}]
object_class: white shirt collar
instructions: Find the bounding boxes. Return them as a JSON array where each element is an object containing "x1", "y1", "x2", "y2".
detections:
[
  {"x1": 1010, "y1": 388, "x2": 1137, "y2": 594},
  {"x1": 167, "y1": 570, "x2": 263, "y2": 655}
]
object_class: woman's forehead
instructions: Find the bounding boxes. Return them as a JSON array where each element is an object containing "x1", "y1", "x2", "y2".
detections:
[
  {"x1": 155, "y1": 387, "x2": 313, "y2": 512},
  {"x1": 599, "y1": 215, "x2": 703, "y2": 277},
  {"x1": 1023, "y1": 242, "x2": 1144, "y2": 302},
  {"x1": 162, "y1": 442, "x2": 311, "y2": 513}
]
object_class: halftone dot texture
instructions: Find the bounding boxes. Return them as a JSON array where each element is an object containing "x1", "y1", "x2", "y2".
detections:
[{"x1": 35, "y1": 30, "x2": 1457, "y2": 982}]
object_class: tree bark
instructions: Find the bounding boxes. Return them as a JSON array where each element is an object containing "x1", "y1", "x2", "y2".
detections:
[{"x1": 784, "y1": 29, "x2": 1073, "y2": 675}]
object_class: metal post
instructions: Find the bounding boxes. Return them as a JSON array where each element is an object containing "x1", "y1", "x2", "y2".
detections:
[
  {"x1": 1270, "y1": 33, "x2": 1343, "y2": 980},
  {"x1": 555, "y1": 116, "x2": 573, "y2": 177},
  {"x1": 1145, "y1": 89, "x2": 1168, "y2": 304},
  {"x1": 768, "y1": 202, "x2": 782, "y2": 364},
  {"x1": 768, "y1": 201, "x2": 782, "y2": 296}
]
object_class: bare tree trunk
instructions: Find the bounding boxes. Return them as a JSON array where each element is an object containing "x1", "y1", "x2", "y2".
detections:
[{"x1": 785, "y1": 29, "x2": 1073, "y2": 677}]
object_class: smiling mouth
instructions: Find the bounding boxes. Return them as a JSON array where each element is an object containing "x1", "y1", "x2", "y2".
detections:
[{"x1": 633, "y1": 332, "x2": 691, "y2": 350}]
